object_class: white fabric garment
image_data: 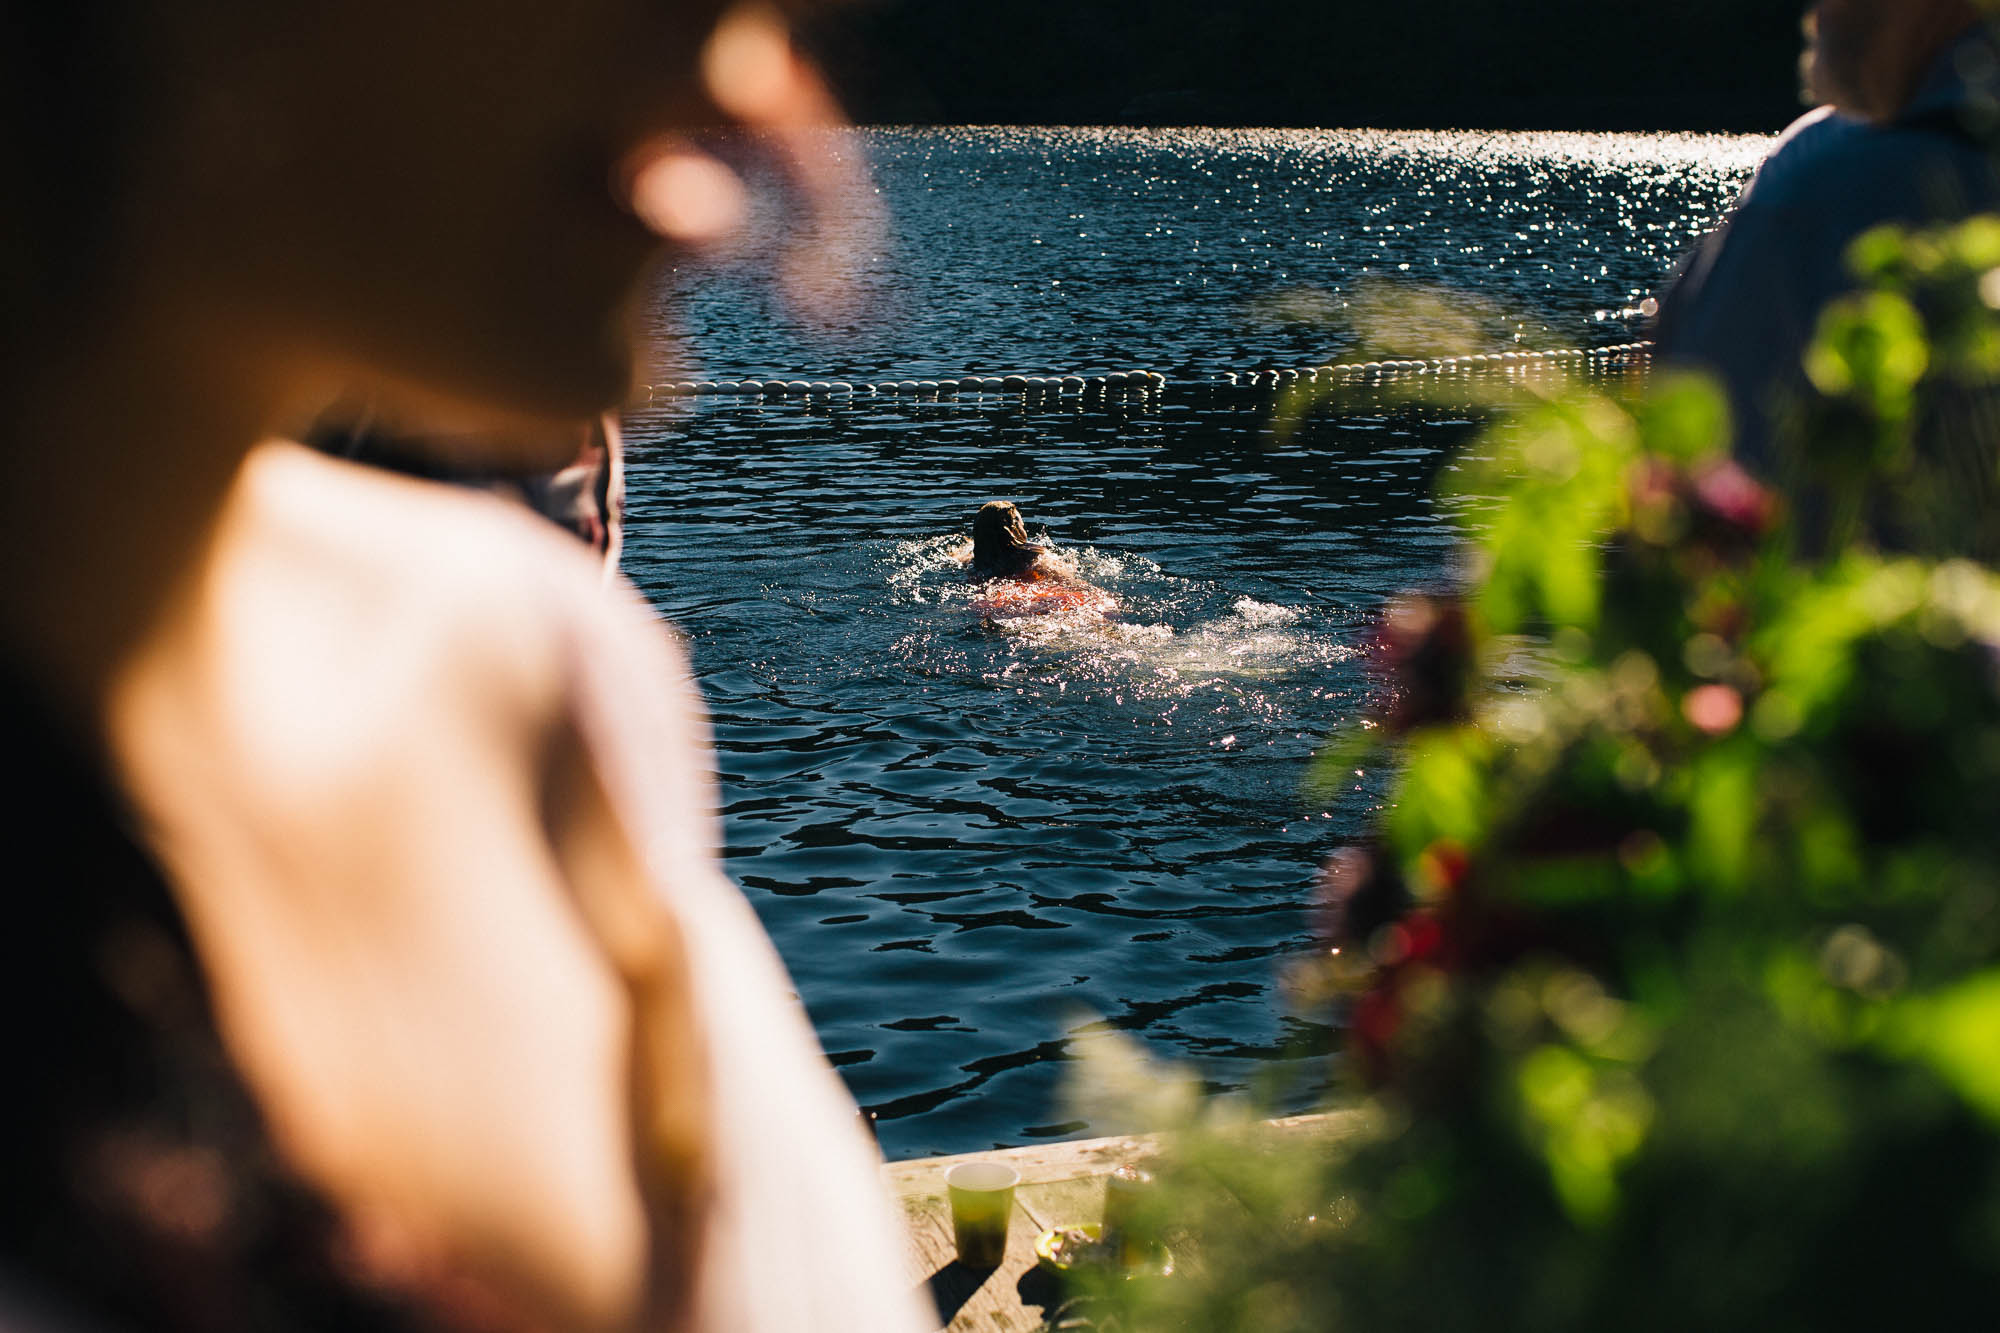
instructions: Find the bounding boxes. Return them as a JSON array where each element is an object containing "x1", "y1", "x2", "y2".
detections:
[{"x1": 561, "y1": 571, "x2": 934, "y2": 1333}]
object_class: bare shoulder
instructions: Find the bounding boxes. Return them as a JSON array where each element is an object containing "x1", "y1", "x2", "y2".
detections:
[
  {"x1": 239, "y1": 441, "x2": 620, "y2": 665},
  {"x1": 116, "y1": 441, "x2": 691, "y2": 811},
  {"x1": 259, "y1": 443, "x2": 695, "y2": 691},
  {"x1": 1030, "y1": 547, "x2": 1082, "y2": 582}
]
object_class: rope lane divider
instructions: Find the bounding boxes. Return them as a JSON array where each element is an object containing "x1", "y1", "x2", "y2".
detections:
[{"x1": 640, "y1": 342, "x2": 1654, "y2": 403}]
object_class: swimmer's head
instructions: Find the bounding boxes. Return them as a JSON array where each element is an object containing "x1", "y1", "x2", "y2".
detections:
[{"x1": 971, "y1": 500, "x2": 1043, "y2": 576}]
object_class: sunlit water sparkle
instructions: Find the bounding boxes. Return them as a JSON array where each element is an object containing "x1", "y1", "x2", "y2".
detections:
[{"x1": 624, "y1": 127, "x2": 1765, "y2": 1156}]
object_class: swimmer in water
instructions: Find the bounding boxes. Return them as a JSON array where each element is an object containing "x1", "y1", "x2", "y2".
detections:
[
  {"x1": 957, "y1": 500, "x2": 1116, "y2": 620},
  {"x1": 964, "y1": 500, "x2": 1074, "y2": 581}
]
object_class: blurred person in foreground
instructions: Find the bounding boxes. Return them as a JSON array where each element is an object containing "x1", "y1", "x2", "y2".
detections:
[
  {"x1": 319, "y1": 412, "x2": 628, "y2": 577},
  {"x1": 1655, "y1": 0, "x2": 2000, "y2": 481},
  {"x1": 0, "y1": 3, "x2": 924, "y2": 1332}
]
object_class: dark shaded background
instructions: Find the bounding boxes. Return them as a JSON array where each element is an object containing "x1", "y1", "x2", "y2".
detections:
[{"x1": 803, "y1": 0, "x2": 1808, "y2": 132}]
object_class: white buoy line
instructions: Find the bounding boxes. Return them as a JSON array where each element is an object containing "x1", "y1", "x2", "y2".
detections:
[{"x1": 640, "y1": 342, "x2": 1652, "y2": 403}]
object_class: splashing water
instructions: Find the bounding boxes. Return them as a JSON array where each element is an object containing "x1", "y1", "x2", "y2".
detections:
[{"x1": 887, "y1": 533, "x2": 1358, "y2": 734}]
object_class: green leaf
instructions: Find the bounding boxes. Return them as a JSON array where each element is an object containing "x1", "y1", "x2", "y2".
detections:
[
  {"x1": 1383, "y1": 730, "x2": 1494, "y2": 856},
  {"x1": 1891, "y1": 969, "x2": 2000, "y2": 1124},
  {"x1": 1685, "y1": 745, "x2": 1759, "y2": 895},
  {"x1": 1636, "y1": 373, "x2": 1732, "y2": 463},
  {"x1": 1803, "y1": 291, "x2": 1930, "y2": 421}
]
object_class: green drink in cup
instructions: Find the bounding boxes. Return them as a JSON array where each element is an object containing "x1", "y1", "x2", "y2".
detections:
[
  {"x1": 946, "y1": 1160, "x2": 1020, "y2": 1268},
  {"x1": 1101, "y1": 1164, "x2": 1158, "y2": 1269}
]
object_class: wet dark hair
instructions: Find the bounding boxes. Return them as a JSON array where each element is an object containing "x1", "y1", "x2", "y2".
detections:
[{"x1": 970, "y1": 500, "x2": 1044, "y2": 578}]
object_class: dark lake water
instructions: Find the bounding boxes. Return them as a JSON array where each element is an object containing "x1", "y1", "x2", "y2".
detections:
[{"x1": 621, "y1": 127, "x2": 1765, "y2": 1158}]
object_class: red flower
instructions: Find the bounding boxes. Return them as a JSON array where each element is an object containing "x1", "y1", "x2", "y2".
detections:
[
  {"x1": 1690, "y1": 459, "x2": 1777, "y2": 541},
  {"x1": 1351, "y1": 979, "x2": 1404, "y2": 1084},
  {"x1": 1416, "y1": 839, "x2": 1473, "y2": 897},
  {"x1": 1627, "y1": 455, "x2": 1778, "y2": 560},
  {"x1": 1395, "y1": 912, "x2": 1445, "y2": 966}
]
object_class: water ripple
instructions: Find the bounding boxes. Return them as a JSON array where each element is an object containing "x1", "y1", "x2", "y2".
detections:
[{"x1": 625, "y1": 127, "x2": 1758, "y2": 1156}]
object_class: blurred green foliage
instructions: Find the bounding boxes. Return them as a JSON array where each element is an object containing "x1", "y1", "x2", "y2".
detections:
[{"x1": 1066, "y1": 219, "x2": 2000, "y2": 1329}]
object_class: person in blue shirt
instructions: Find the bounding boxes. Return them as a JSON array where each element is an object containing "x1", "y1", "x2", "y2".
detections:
[{"x1": 1657, "y1": 1, "x2": 2000, "y2": 482}]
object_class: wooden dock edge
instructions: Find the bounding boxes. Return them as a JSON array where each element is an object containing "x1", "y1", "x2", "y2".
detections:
[
  {"x1": 883, "y1": 1110, "x2": 1367, "y2": 1332},
  {"x1": 884, "y1": 1108, "x2": 1366, "y2": 1194}
]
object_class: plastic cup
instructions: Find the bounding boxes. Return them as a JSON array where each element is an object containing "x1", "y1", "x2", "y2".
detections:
[
  {"x1": 946, "y1": 1160, "x2": 1019, "y2": 1268},
  {"x1": 1101, "y1": 1163, "x2": 1159, "y2": 1269}
]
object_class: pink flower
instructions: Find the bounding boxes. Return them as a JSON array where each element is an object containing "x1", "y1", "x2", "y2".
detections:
[
  {"x1": 1682, "y1": 683, "x2": 1744, "y2": 736},
  {"x1": 1690, "y1": 459, "x2": 1777, "y2": 542}
]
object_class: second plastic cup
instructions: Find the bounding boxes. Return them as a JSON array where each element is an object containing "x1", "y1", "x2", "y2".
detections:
[
  {"x1": 946, "y1": 1160, "x2": 1020, "y2": 1268},
  {"x1": 1101, "y1": 1163, "x2": 1159, "y2": 1269}
]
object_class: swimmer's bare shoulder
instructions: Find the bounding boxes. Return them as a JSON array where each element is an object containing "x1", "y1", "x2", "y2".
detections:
[
  {"x1": 109, "y1": 441, "x2": 710, "y2": 1331},
  {"x1": 1031, "y1": 548, "x2": 1081, "y2": 581}
]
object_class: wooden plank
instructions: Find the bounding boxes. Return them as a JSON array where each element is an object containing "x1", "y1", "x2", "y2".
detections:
[
  {"x1": 884, "y1": 1130, "x2": 1160, "y2": 1199},
  {"x1": 897, "y1": 1187, "x2": 956, "y2": 1287},
  {"x1": 903, "y1": 1185, "x2": 1049, "y2": 1332},
  {"x1": 888, "y1": 1111, "x2": 1364, "y2": 1198}
]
